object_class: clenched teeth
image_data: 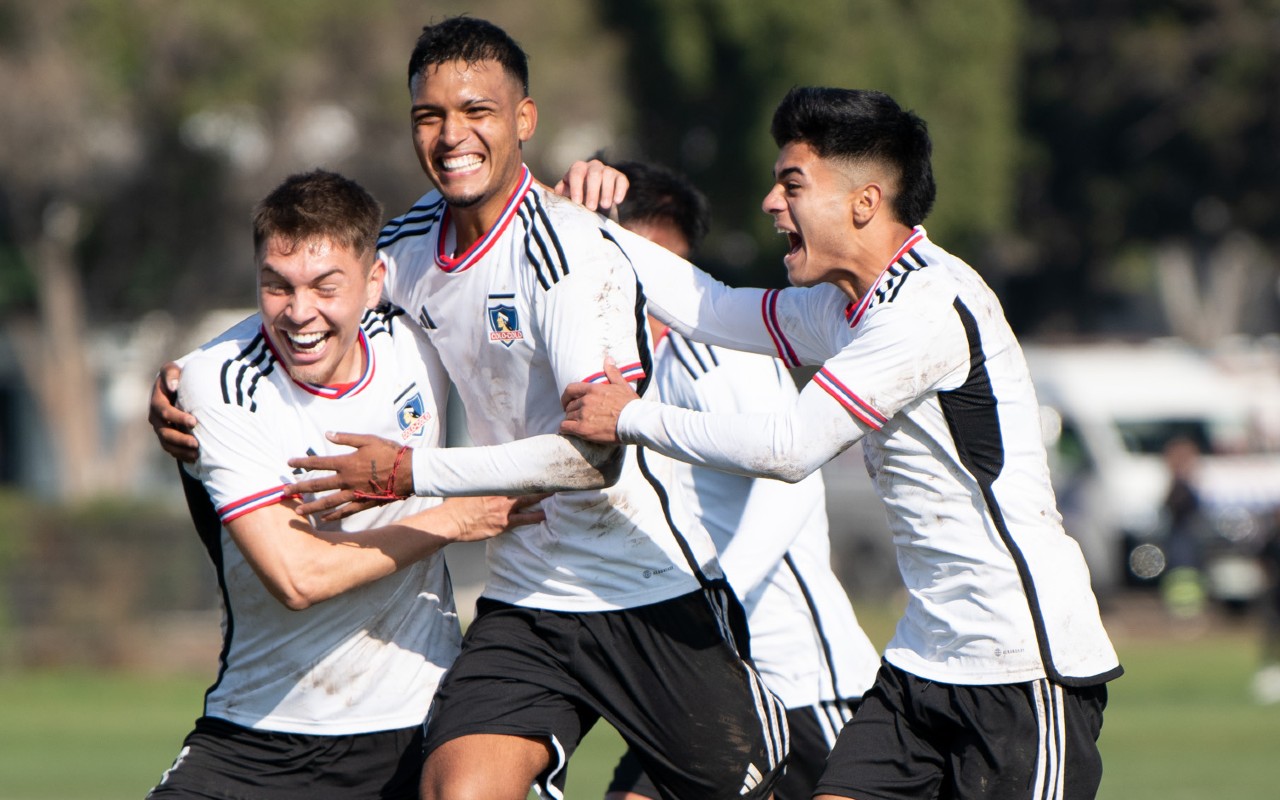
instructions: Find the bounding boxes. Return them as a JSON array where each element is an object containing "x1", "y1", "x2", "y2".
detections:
[
  {"x1": 441, "y1": 154, "x2": 483, "y2": 171},
  {"x1": 286, "y1": 331, "x2": 329, "y2": 351}
]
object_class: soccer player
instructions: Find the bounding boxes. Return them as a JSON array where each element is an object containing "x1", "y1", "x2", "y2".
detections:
[
  {"x1": 147, "y1": 170, "x2": 543, "y2": 800},
  {"x1": 599, "y1": 160, "x2": 880, "y2": 800},
  {"x1": 283, "y1": 17, "x2": 787, "y2": 800},
  {"x1": 560, "y1": 88, "x2": 1123, "y2": 800}
]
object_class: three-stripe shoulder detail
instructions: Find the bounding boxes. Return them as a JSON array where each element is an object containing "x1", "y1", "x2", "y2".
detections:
[
  {"x1": 666, "y1": 333, "x2": 721, "y2": 380},
  {"x1": 870, "y1": 247, "x2": 930, "y2": 308},
  {"x1": 378, "y1": 196, "x2": 446, "y2": 249},
  {"x1": 218, "y1": 332, "x2": 277, "y2": 412},
  {"x1": 362, "y1": 304, "x2": 405, "y2": 340},
  {"x1": 846, "y1": 234, "x2": 930, "y2": 328},
  {"x1": 517, "y1": 193, "x2": 570, "y2": 291}
]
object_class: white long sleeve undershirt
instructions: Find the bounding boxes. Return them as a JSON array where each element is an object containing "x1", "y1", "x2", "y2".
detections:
[
  {"x1": 411, "y1": 435, "x2": 621, "y2": 497},
  {"x1": 606, "y1": 221, "x2": 781, "y2": 354},
  {"x1": 616, "y1": 383, "x2": 870, "y2": 485}
]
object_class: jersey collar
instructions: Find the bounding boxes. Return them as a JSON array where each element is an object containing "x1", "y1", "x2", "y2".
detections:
[
  {"x1": 845, "y1": 226, "x2": 926, "y2": 327},
  {"x1": 262, "y1": 325, "x2": 376, "y2": 400},
  {"x1": 434, "y1": 165, "x2": 533, "y2": 274}
]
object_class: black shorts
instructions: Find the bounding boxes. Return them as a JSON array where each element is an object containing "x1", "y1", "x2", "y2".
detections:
[
  {"x1": 609, "y1": 697, "x2": 859, "y2": 800},
  {"x1": 422, "y1": 583, "x2": 788, "y2": 800},
  {"x1": 147, "y1": 716, "x2": 422, "y2": 800},
  {"x1": 815, "y1": 662, "x2": 1108, "y2": 800}
]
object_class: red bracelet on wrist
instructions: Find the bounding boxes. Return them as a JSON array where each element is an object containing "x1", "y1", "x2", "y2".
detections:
[{"x1": 352, "y1": 445, "x2": 412, "y2": 501}]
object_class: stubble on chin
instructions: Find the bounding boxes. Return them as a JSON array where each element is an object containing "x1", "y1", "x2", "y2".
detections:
[
  {"x1": 284, "y1": 365, "x2": 319, "y2": 384},
  {"x1": 441, "y1": 190, "x2": 483, "y2": 208}
]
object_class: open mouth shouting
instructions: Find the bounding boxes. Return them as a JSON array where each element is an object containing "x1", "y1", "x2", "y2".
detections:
[
  {"x1": 780, "y1": 227, "x2": 803, "y2": 258},
  {"x1": 773, "y1": 220, "x2": 821, "y2": 287}
]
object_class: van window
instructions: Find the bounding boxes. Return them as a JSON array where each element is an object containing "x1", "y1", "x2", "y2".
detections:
[{"x1": 1115, "y1": 419, "x2": 1214, "y2": 456}]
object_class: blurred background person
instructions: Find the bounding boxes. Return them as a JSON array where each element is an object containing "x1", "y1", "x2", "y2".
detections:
[
  {"x1": 1254, "y1": 510, "x2": 1280, "y2": 704},
  {"x1": 1159, "y1": 436, "x2": 1208, "y2": 621}
]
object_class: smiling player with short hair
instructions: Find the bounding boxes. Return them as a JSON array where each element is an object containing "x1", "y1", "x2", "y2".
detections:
[{"x1": 147, "y1": 169, "x2": 542, "y2": 800}]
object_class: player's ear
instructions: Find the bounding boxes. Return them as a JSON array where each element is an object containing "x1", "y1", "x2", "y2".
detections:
[
  {"x1": 850, "y1": 181, "x2": 883, "y2": 227},
  {"x1": 516, "y1": 97, "x2": 537, "y2": 144},
  {"x1": 365, "y1": 258, "x2": 386, "y2": 309}
]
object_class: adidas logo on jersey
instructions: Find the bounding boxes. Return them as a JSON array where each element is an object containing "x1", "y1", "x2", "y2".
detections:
[{"x1": 739, "y1": 762, "x2": 764, "y2": 795}]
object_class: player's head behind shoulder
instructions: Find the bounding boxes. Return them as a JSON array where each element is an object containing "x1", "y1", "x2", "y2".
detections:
[{"x1": 533, "y1": 180, "x2": 629, "y2": 236}]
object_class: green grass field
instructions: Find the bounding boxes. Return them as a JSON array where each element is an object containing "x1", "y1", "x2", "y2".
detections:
[{"x1": 1, "y1": 603, "x2": 1277, "y2": 799}]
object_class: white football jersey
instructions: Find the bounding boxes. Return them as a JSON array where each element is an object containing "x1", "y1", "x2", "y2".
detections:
[
  {"x1": 178, "y1": 308, "x2": 461, "y2": 734},
  {"x1": 609, "y1": 224, "x2": 1122, "y2": 686},
  {"x1": 652, "y1": 331, "x2": 881, "y2": 708},
  {"x1": 378, "y1": 167, "x2": 719, "y2": 611}
]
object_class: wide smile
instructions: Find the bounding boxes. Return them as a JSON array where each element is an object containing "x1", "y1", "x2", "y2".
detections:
[
  {"x1": 438, "y1": 153, "x2": 484, "y2": 174},
  {"x1": 280, "y1": 329, "x2": 332, "y2": 360}
]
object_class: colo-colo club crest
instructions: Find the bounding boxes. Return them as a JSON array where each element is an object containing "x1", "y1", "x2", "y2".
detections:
[
  {"x1": 397, "y1": 392, "x2": 430, "y2": 441},
  {"x1": 487, "y1": 295, "x2": 524, "y2": 347}
]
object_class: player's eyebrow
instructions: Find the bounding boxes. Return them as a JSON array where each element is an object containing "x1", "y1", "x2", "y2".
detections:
[
  {"x1": 259, "y1": 264, "x2": 345, "y2": 283},
  {"x1": 411, "y1": 95, "x2": 499, "y2": 114}
]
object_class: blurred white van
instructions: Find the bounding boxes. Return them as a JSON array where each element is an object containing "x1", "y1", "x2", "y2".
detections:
[{"x1": 1023, "y1": 340, "x2": 1280, "y2": 605}]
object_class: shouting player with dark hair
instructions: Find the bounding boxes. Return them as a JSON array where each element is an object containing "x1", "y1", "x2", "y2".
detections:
[{"x1": 562, "y1": 87, "x2": 1122, "y2": 800}]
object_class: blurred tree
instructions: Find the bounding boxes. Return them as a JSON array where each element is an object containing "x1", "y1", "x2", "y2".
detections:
[
  {"x1": 597, "y1": 0, "x2": 1021, "y2": 286},
  {"x1": 0, "y1": 0, "x2": 623, "y2": 500},
  {"x1": 13, "y1": 0, "x2": 1275, "y2": 499},
  {"x1": 1013, "y1": 0, "x2": 1280, "y2": 339},
  {"x1": 0, "y1": 0, "x2": 421, "y2": 499}
]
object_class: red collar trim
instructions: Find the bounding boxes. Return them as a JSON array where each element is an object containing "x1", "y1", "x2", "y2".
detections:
[
  {"x1": 435, "y1": 165, "x2": 533, "y2": 274},
  {"x1": 846, "y1": 227, "x2": 926, "y2": 326},
  {"x1": 262, "y1": 325, "x2": 375, "y2": 399}
]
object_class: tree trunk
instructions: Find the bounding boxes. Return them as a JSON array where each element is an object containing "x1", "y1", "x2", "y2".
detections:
[
  {"x1": 1155, "y1": 232, "x2": 1262, "y2": 349},
  {"x1": 7, "y1": 200, "x2": 103, "y2": 500}
]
